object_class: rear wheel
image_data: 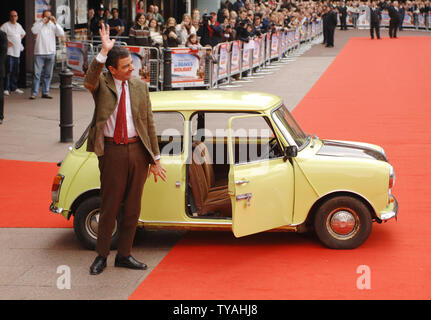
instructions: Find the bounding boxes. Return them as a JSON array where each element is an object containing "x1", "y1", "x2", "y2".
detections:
[
  {"x1": 73, "y1": 196, "x2": 119, "y2": 250},
  {"x1": 314, "y1": 196, "x2": 372, "y2": 249}
]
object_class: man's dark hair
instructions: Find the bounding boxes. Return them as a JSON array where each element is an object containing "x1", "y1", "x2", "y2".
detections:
[{"x1": 106, "y1": 46, "x2": 130, "y2": 70}]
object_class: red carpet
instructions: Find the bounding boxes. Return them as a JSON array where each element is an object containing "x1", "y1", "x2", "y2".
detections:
[
  {"x1": 130, "y1": 37, "x2": 431, "y2": 300},
  {"x1": 0, "y1": 159, "x2": 72, "y2": 228}
]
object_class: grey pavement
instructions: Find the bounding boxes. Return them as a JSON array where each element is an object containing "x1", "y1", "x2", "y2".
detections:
[{"x1": 0, "y1": 29, "x2": 428, "y2": 300}]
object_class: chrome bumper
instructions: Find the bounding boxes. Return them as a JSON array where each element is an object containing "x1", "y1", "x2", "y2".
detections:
[
  {"x1": 379, "y1": 195, "x2": 398, "y2": 222},
  {"x1": 50, "y1": 202, "x2": 63, "y2": 214}
]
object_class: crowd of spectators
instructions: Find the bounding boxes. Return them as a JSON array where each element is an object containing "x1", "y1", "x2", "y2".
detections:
[{"x1": 86, "y1": 0, "x2": 431, "y2": 49}]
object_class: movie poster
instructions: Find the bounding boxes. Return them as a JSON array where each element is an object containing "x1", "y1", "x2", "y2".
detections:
[
  {"x1": 171, "y1": 47, "x2": 206, "y2": 88},
  {"x1": 125, "y1": 46, "x2": 151, "y2": 83},
  {"x1": 66, "y1": 42, "x2": 89, "y2": 77}
]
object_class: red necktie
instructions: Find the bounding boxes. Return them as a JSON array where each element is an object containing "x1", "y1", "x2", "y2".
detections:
[{"x1": 113, "y1": 81, "x2": 128, "y2": 144}]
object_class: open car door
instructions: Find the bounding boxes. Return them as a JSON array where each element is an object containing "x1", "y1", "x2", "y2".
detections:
[{"x1": 227, "y1": 114, "x2": 295, "y2": 237}]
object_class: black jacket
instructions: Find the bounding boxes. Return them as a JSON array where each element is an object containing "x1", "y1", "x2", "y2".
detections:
[
  {"x1": 326, "y1": 10, "x2": 338, "y2": 29},
  {"x1": 388, "y1": 6, "x2": 401, "y2": 23},
  {"x1": 369, "y1": 6, "x2": 382, "y2": 25}
]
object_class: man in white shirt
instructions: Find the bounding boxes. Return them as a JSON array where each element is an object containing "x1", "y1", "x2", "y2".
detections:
[
  {"x1": 30, "y1": 10, "x2": 65, "y2": 99},
  {"x1": 0, "y1": 10, "x2": 26, "y2": 95}
]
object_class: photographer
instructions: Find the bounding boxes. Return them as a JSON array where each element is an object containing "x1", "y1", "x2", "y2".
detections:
[
  {"x1": 197, "y1": 12, "x2": 223, "y2": 47},
  {"x1": 162, "y1": 17, "x2": 181, "y2": 47},
  {"x1": 236, "y1": 19, "x2": 251, "y2": 42},
  {"x1": 30, "y1": 10, "x2": 64, "y2": 100}
]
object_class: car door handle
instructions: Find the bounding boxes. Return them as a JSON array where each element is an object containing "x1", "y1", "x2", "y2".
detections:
[
  {"x1": 236, "y1": 193, "x2": 252, "y2": 206},
  {"x1": 235, "y1": 180, "x2": 250, "y2": 185}
]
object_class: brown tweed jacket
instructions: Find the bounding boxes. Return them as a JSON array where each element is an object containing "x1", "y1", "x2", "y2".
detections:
[{"x1": 84, "y1": 58, "x2": 160, "y2": 164}]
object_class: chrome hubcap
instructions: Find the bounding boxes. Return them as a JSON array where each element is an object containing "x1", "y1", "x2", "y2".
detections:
[
  {"x1": 85, "y1": 209, "x2": 117, "y2": 240},
  {"x1": 327, "y1": 209, "x2": 359, "y2": 240}
]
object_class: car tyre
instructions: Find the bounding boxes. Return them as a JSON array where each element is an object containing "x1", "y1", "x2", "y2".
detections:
[
  {"x1": 73, "y1": 196, "x2": 119, "y2": 250},
  {"x1": 314, "y1": 196, "x2": 372, "y2": 249}
]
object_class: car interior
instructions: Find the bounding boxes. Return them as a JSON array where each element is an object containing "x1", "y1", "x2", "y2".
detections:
[{"x1": 184, "y1": 111, "x2": 285, "y2": 219}]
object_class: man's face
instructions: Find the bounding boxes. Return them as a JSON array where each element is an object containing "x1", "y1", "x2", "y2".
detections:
[
  {"x1": 43, "y1": 11, "x2": 52, "y2": 23},
  {"x1": 112, "y1": 10, "x2": 119, "y2": 19},
  {"x1": 109, "y1": 55, "x2": 135, "y2": 81},
  {"x1": 10, "y1": 11, "x2": 18, "y2": 23}
]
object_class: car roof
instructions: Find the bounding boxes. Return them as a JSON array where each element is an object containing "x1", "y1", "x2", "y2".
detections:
[{"x1": 149, "y1": 90, "x2": 282, "y2": 112}]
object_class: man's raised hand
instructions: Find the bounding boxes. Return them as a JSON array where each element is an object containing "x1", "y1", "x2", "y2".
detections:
[{"x1": 99, "y1": 23, "x2": 116, "y2": 56}]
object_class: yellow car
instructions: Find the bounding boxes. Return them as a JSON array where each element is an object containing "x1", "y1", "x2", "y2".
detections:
[{"x1": 50, "y1": 90, "x2": 397, "y2": 250}]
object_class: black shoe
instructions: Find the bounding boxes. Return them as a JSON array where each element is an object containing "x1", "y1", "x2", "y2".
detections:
[
  {"x1": 90, "y1": 255, "x2": 107, "y2": 275},
  {"x1": 42, "y1": 94, "x2": 53, "y2": 99},
  {"x1": 0, "y1": 119, "x2": 3, "y2": 125},
  {"x1": 115, "y1": 254, "x2": 147, "y2": 270}
]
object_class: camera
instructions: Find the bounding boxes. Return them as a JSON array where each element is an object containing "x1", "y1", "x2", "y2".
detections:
[{"x1": 202, "y1": 13, "x2": 211, "y2": 24}]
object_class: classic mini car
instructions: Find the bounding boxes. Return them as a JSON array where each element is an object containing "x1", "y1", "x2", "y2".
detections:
[{"x1": 50, "y1": 91, "x2": 398, "y2": 250}]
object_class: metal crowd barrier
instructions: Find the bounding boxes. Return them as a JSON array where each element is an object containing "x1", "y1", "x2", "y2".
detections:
[
  {"x1": 208, "y1": 21, "x2": 322, "y2": 89},
  {"x1": 62, "y1": 21, "x2": 323, "y2": 91}
]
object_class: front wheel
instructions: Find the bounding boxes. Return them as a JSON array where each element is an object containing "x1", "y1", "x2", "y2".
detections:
[
  {"x1": 314, "y1": 196, "x2": 372, "y2": 249},
  {"x1": 73, "y1": 196, "x2": 119, "y2": 250}
]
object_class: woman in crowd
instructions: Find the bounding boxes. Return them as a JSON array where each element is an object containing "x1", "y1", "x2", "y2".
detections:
[
  {"x1": 163, "y1": 17, "x2": 181, "y2": 47},
  {"x1": 176, "y1": 13, "x2": 196, "y2": 46},
  {"x1": 148, "y1": 18, "x2": 163, "y2": 47},
  {"x1": 129, "y1": 13, "x2": 151, "y2": 46},
  {"x1": 136, "y1": 1, "x2": 146, "y2": 15}
]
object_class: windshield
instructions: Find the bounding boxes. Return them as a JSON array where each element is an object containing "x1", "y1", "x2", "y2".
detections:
[{"x1": 272, "y1": 104, "x2": 309, "y2": 149}]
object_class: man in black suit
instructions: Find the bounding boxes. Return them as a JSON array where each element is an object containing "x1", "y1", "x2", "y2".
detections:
[
  {"x1": 325, "y1": 5, "x2": 338, "y2": 47},
  {"x1": 388, "y1": 1, "x2": 401, "y2": 38},
  {"x1": 369, "y1": 1, "x2": 382, "y2": 39},
  {"x1": 338, "y1": 1, "x2": 348, "y2": 30},
  {"x1": 321, "y1": 5, "x2": 328, "y2": 45},
  {"x1": 0, "y1": 30, "x2": 8, "y2": 125}
]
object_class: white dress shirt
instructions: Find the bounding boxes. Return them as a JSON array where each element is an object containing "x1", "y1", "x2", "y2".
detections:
[{"x1": 31, "y1": 20, "x2": 64, "y2": 55}]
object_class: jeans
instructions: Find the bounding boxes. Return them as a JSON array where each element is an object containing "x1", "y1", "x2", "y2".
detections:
[
  {"x1": 5, "y1": 56, "x2": 20, "y2": 92},
  {"x1": 31, "y1": 54, "x2": 55, "y2": 96}
]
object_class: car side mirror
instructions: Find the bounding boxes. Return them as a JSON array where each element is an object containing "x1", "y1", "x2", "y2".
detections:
[{"x1": 284, "y1": 145, "x2": 298, "y2": 161}]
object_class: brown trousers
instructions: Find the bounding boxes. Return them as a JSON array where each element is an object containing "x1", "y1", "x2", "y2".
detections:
[{"x1": 96, "y1": 141, "x2": 150, "y2": 257}]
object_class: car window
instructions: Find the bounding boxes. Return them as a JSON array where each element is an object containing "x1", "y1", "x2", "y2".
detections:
[
  {"x1": 190, "y1": 112, "x2": 259, "y2": 165},
  {"x1": 154, "y1": 111, "x2": 185, "y2": 155},
  {"x1": 190, "y1": 112, "x2": 254, "y2": 140},
  {"x1": 229, "y1": 115, "x2": 284, "y2": 164},
  {"x1": 272, "y1": 104, "x2": 309, "y2": 149}
]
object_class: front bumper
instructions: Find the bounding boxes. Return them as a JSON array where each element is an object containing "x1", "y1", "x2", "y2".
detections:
[
  {"x1": 378, "y1": 195, "x2": 398, "y2": 222},
  {"x1": 50, "y1": 202, "x2": 63, "y2": 214}
]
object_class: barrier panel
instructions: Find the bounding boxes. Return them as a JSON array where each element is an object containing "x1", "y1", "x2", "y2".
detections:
[
  {"x1": 124, "y1": 46, "x2": 160, "y2": 90},
  {"x1": 66, "y1": 41, "x2": 89, "y2": 77},
  {"x1": 170, "y1": 47, "x2": 211, "y2": 89},
  {"x1": 357, "y1": 11, "x2": 430, "y2": 30}
]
